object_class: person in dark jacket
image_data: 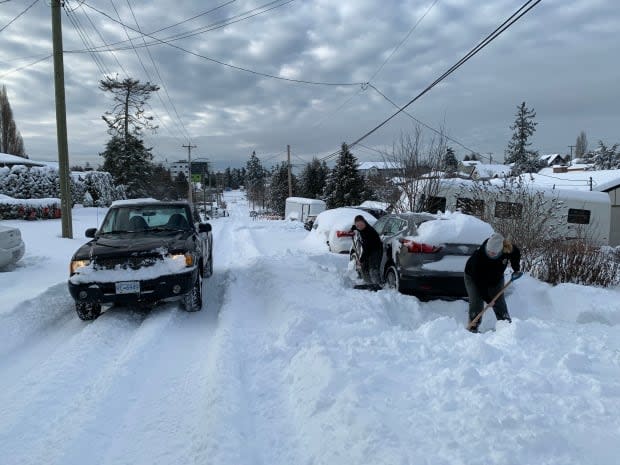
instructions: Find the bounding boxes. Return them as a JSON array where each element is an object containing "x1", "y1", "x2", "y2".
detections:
[
  {"x1": 351, "y1": 215, "x2": 383, "y2": 290},
  {"x1": 464, "y1": 232, "x2": 522, "y2": 332}
]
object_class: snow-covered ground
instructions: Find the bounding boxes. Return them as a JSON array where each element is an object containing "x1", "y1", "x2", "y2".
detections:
[{"x1": 0, "y1": 191, "x2": 619, "y2": 465}]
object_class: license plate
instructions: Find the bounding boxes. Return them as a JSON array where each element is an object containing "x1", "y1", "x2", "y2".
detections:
[{"x1": 115, "y1": 281, "x2": 140, "y2": 294}]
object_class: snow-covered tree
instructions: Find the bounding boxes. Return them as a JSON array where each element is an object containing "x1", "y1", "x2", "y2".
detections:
[
  {"x1": 593, "y1": 141, "x2": 619, "y2": 170},
  {"x1": 505, "y1": 102, "x2": 542, "y2": 174},
  {"x1": 443, "y1": 147, "x2": 458, "y2": 175},
  {"x1": 323, "y1": 143, "x2": 371, "y2": 208},
  {"x1": 268, "y1": 162, "x2": 297, "y2": 216}
]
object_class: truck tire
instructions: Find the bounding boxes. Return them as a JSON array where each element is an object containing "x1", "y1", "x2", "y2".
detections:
[
  {"x1": 183, "y1": 274, "x2": 203, "y2": 312},
  {"x1": 76, "y1": 302, "x2": 102, "y2": 321}
]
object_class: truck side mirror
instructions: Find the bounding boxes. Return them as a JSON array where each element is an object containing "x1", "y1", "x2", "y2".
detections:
[
  {"x1": 199, "y1": 223, "x2": 212, "y2": 233},
  {"x1": 85, "y1": 228, "x2": 97, "y2": 238}
]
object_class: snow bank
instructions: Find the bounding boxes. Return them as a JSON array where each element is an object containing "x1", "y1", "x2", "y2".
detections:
[
  {"x1": 0, "y1": 194, "x2": 60, "y2": 206},
  {"x1": 412, "y1": 211, "x2": 493, "y2": 245}
]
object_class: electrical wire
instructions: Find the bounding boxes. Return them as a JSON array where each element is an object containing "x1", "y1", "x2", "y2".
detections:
[
  {"x1": 0, "y1": 0, "x2": 39, "y2": 34},
  {"x1": 0, "y1": 54, "x2": 52, "y2": 79},
  {"x1": 79, "y1": 1, "x2": 364, "y2": 87},
  {"x1": 320, "y1": 0, "x2": 543, "y2": 162}
]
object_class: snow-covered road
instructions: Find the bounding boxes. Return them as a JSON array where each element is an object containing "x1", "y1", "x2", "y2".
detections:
[{"x1": 1, "y1": 191, "x2": 619, "y2": 465}]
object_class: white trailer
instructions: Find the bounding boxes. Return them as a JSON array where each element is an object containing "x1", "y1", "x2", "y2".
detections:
[
  {"x1": 285, "y1": 197, "x2": 326, "y2": 223},
  {"x1": 424, "y1": 179, "x2": 612, "y2": 245}
]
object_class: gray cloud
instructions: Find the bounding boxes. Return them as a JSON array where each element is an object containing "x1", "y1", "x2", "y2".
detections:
[{"x1": 1, "y1": 0, "x2": 618, "y2": 170}]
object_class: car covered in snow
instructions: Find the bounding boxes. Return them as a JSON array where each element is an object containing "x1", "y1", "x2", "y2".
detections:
[
  {"x1": 310, "y1": 207, "x2": 377, "y2": 253},
  {"x1": 0, "y1": 223, "x2": 25, "y2": 269},
  {"x1": 350, "y1": 211, "x2": 493, "y2": 298},
  {"x1": 68, "y1": 199, "x2": 213, "y2": 320}
]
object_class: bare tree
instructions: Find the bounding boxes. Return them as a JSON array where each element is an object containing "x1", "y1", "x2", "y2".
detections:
[
  {"x1": 575, "y1": 131, "x2": 588, "y2": 159},
  {"x1": 383, "y1": 125, "x2": 446, "y2": 213},
  {"x1": 0, "y1": 85, "x2": 27, "y2": 157},
  {"x1": 99, "y1": 76, "x2": 159, "y2": 142}
]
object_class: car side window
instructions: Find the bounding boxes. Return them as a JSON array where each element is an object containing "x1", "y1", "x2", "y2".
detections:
[
  {"x1": 373, "y1": 217, "x2": 389, "y2": 235},
  {"x1": 384, "y1": 218, "x2": 407, "y2": 236}
]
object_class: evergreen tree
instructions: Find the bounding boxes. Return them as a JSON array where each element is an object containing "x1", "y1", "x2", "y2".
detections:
[
  {"x1": 298, "y1": 158, "x2": 329, "y2": 198},
  {"x1": 268, "y1": 162, "x2": 296, "y2": 216},
  {"x1": 443, "y1": 147, "x2": 458, "y2": 175},
  {"x1": 463, "y1": 154, "x2": 471, "y2": 161},
  {"x1": 323, "y1": 143, "x2": 370, "y2": 208},
  {"x1": 100, "y1": 134, "x2": 154, "y2": 198},
  {"x1": 245, "y1": 151, "x2": 266, "y2": 208},
  {"x1": 0, "y1": 85, "x2": 26, "y2": 157},
  {"x1": 174, "y1": 172, "x2": 189, "y2": 199},
  {"x1": 593, "y1": 141, "x2": 620, "y2": 170},
  {"x1": 505, "y1": 102, "x2": 542, "y2": 174},
  {"x1": 575, "y1": 131, "x2": 588, "y2": 159},
  {"x1": 149, "y1": 164, "x2": 177, "y2": 200}
]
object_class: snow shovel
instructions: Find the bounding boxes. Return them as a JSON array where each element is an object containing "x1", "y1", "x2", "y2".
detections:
[{"x1": 467, "y1": 273, "x2": 522, "y2": 331}]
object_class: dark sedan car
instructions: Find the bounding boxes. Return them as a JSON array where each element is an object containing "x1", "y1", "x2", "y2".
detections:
[
  {"x1": 350, "y1": 213, "x2": 485, "y2": 298},
  {"x1": 68, "y1": 200, "x2": 213, "y2": 320}
]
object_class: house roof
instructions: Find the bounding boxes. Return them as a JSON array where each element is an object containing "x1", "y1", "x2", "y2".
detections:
[
  {"x1": 358, "y1": 161, "x2": 402, "y2": 170},
  {"x1": 522, "y1": 168, "x2": 620, "y2": 192},
  {"x1": 0, "y1": 152, "x2": 45, "y2": 167}
]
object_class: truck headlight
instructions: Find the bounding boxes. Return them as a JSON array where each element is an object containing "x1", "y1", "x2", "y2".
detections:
[
  {"x1": 70, "y1": 259, "x2": 90, "y2": 274},
  {"x1": 171, "y1": 253, "x2": 193, "y2": 266}
]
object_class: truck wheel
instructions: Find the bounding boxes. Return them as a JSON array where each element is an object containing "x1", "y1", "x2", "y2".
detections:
[
  {"x1": 183, "y1": 274, "x2": 203, "y2": 312},
  {"x1": 385, "y1": 266, "x2": 401, "y2": 292},
  {"x1": 204, "y1": 254, "x2": 213, "y2": 278},
  {"x1": 76, "y1": 302, "x2": 102, "y2": 321}
]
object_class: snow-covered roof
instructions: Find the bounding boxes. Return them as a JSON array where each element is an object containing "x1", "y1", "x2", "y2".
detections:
[
  {"x1": 358, "y1": 161, "x2": 402, "y2": 171},
  {"x1": 286, "y1": 197, "x2": 326, "y2": 205},
  {"x1": 525, "y1": 168, "x2": 620, "y2": 193},
  {"x1": 359, "y1": 200, "x2": 390, "y2": 210},
  {"x1": 471, "y1": 163, "x2": 511, "y2": 178},
  {"x1": 461, "y1": 160, "x2": 482, "y2": 166},
  {"x1": 0, "y1": 152, "x2": 45, "y2": 167},
  {"x1": 539, "y1": 153, "x2": 565, "y2": 162}
]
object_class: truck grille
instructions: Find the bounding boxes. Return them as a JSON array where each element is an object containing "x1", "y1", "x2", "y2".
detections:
[{"x1": 94, "y1": 255, "x2": 161, "y2": 270}]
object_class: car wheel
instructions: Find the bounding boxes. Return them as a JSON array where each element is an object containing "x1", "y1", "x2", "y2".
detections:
[
  {"x1": 183, "y1": 273, "x2": 203, "y2": 312},
  {"x1": 385, "y1": 265, "x2": 400, "y2": 292},
  {"x1": 75, "y1": 302, "x2": 102, "y2": 321},
  {"x1": 203, "y1": 254, "x2": 213, "y2": 278}
]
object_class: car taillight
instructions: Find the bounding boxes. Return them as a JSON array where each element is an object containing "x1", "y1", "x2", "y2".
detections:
[
  {"x1": 399, "y1": 238, "x2": 442, "y2": 253},
  {"x1": 336, "y1": 230, "x2": 354, "y2": 238}
]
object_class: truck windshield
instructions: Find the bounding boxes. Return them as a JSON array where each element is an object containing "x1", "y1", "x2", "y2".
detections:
[{"x1": 100, "y1": 205, "x2": 191, "y2": 233}]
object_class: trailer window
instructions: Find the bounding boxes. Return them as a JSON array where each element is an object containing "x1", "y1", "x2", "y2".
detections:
[
  {"x1": 567, "y1": 208, "x2": 591, "y2": 224},
  {"x1": 456, "y1": 197, "x2": 485, "y2": 216},
  {"x1": 425, "y1": 196, "x2": 446, "y2": 213},
  {"x1": 494, "y1": 201, "x2": 523, "y2": 219}
]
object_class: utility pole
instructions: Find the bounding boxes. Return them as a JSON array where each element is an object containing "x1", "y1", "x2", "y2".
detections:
[
  {"x1": 488, "y1": 152, "x2": 493, "y2": 164},
  {"x1": 568, "y1": 145, "x2": 576, "y2": 164},
  {"x1": 51, "y1": 0, "x2": 73, "y2": 238},
  {"x1": 287, "y1": 144, "x2": 292, "y2": 198},
  {"x1": 182, "y1": 143, "x2": 196, "y2": 203}
]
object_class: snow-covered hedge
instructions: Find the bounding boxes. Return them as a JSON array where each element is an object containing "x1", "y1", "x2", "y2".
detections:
[
  {"x1": 0, "y1": 166, "x2": 124, "y2": 207},
  {"x1": 0, "y1": 194, "x2": 61, "y2": 220}
]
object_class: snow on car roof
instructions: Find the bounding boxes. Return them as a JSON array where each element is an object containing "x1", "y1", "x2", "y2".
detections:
[
  {"x1": 314, "y1": 207, "x2": 377, "y2": 232},
  {"x1": 110, "y1": 198, "x2": 190, "y2": 207},
  {"x1": 411, "y1": 211, "x2": 493, "y2": 245},
  {"x1": 286, "y1": 197, "x2": 326, "y2": 205}
]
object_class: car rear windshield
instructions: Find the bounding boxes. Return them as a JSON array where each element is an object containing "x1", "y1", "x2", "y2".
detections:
[{"x1": 100, "y1": 205, "x2": 191, "y2": 233}]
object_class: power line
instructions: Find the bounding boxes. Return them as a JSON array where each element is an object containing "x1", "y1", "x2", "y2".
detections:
[
  {"x1": 369, "y1": 0, "x2": 439, "y2": 82},
  {"x1": 0, "y1": 0, "x2": 40, "y2": 34},
  {"x1": 0, "y1": 54, "x2": 52, "y2": 79},
  {"x1": 320, "y1": 0, "x2": 543, "y2": 162},
  {"x1": 80, "y1": 1, "x2": 364, "y2": 87},
  {"x1": 367, "y1": 83, "x2": 485, "y2": 159}
]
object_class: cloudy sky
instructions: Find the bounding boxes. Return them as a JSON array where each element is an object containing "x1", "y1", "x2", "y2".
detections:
[{"x1": 1, "y1": 0, "x2": 619, "y2": 170}]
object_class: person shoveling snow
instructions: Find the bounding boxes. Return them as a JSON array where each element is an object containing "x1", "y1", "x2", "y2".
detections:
[{"x1": 464, "y1": 232, "x2": 522, "y2": 332}]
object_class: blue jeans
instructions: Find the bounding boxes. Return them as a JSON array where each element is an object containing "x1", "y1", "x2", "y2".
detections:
[{"x1": 464, "y1": 274, "x2": 511, "y2": 329}]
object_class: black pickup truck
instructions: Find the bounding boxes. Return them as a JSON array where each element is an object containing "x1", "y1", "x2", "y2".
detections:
[{"x1": 68, "y1": 199, "x2": 213, "y2": 320}]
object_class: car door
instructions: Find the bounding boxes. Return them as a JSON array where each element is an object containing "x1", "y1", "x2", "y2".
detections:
[{"x1": 380, "y1": 217, "x2": 408, "y2": 271}]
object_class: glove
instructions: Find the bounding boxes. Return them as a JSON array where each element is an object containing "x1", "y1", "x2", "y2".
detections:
[{"x1": 511, "y1": 271, "x2": 523, "y2": 281}]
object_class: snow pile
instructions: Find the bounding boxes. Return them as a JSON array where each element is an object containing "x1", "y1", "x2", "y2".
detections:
[
  {"x1": 69, "y1": 254, "x2": 193, "y2": 284},
  {"x1": 0, "y1": 194, "x2": 60, "y2": 206},
  {"x1": 412, "y1": 211, "x2": 493, "y2": 245}
]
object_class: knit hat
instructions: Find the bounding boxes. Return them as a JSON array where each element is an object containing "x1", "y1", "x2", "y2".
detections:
[{"x1": 485, "y1": 233, "x2": 504, "y2": 258}]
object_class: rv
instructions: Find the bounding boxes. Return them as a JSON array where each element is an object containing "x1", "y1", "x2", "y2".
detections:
[
  {"x1": 422, "y1": 178, "x2": 611, "y2": 245},
  {"x1": 285, "y1": 197, "x2": 326, "y2": 223}
]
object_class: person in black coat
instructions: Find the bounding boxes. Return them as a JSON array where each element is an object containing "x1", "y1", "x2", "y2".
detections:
[
  {"x1": 351, "y1": 215, "x2": 383, "y2": 289},
  {"x1": 464, "y1": 232, "x2": 522, "y2": 332}
]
